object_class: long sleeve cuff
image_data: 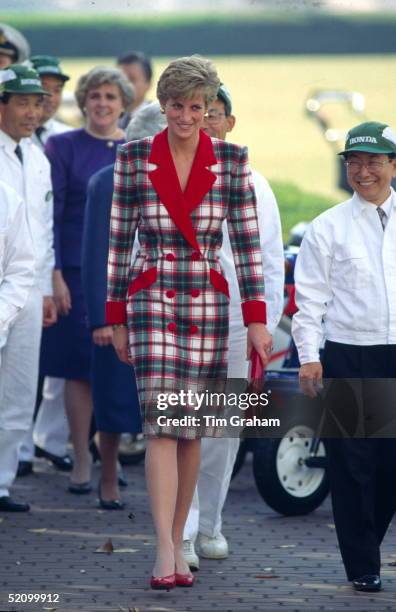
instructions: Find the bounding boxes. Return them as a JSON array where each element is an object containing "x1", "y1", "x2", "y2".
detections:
[
  {"x1": 105, "y1": 301, "x2": 127, "y2": 325},
  {"x1": 242, "y1": 300, "x2": 267, "y2": 326}
]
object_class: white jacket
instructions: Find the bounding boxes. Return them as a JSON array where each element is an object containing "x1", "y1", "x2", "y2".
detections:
[
  {"x1": 292, "y1": 189, "x2": 396, "y2": 364},
  {"x1": 221, "y1": 169, "x2": 284, "y2": 334},
  {"x1": 31, "y1": 117, "x2": 72, "y2": 150},
  {"x1": 0, "y1": 180, "x2": 35, "y2": 337},
  {"x1": 0, "y1": 130, "x2": 54, "y2": 296}
]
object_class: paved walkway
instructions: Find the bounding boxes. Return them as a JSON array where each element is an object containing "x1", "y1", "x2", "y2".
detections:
[{"x1": 1, "y1": 453, "x2": 396, "y2": 612}]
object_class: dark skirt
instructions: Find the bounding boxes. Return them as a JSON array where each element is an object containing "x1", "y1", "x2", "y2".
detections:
[
  {"x1": 91, "y1": 343, "x2": 142, "y2": 433},
  {"x1": 40, "y1": 268, "x2": 92, "y2": 380}
]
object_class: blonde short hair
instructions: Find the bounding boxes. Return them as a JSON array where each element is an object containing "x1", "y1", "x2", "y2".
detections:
[
  {"x1": 75, "y1": 66, "x2": 135, "y2": 112},
  {"x1": 156, "y1": 55, "x2": 220, "y2": 107}
]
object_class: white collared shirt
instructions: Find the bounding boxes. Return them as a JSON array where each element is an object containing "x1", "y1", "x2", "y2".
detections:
[
  {"x1": 292, "y1": 188, "x2": 396, "y2": 364},
  {"x1": 0, "y1": 129, "x2": 54, "y2": 295},
  {"x1": 0, "y1": 180, "x2": 35, "y2": 335},
  {"x1": 31, "y1": 117, "x2": 72, "y2": 151}
]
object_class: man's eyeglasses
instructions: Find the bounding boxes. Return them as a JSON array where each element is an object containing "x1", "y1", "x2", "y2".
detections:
[
  {"x1": 344, "y1": 159, "x2": 392, "y2": 172},
  {"x1": 204, "y1": 110, "x2": 226, "y2": 124}
]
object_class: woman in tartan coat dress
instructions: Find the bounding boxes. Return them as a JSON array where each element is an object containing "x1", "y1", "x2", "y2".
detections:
[{"x1": 106, "y1": 56, "x2": 272, "y2": 588}]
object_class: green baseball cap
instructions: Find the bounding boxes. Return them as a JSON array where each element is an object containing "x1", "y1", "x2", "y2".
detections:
[
  {"x1": 30, "y1": 55, "x2": 70, "y2": 82},
  {"x1": 217, "y1": 83, "x2": 232, "y2": 116},
  {"x1": 0, "y1": 63, "x2": 50, "y2": 96},
  {"x1": 339, "y1": 121, "x2": 396, "y2": 156}
]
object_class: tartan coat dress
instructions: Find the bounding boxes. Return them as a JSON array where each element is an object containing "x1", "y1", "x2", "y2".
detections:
[{"x1": 106, "y1": 128, "x2": 266, "y2": 438}]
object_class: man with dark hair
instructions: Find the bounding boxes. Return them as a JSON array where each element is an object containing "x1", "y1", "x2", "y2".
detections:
[
  {"x1": 117, "y1": 51, "x2": 152, "y2": 129},
  {"x1": 293, "y1": 121, "x2": 396, "y2": 592},
  {"x1": 0, "y1": 64, "x2": 56, "y2": 511},
  {"x1": 16, "y1": 55, "x2": 73, "y2": 478},
  {"x1": 30, "y1": 55, "x2": 72, "y2": 149}
]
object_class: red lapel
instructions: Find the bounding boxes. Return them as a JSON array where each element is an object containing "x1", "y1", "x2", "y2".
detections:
[{"x1": 148, "y1": 129, "x2": 217, "y2": 252}]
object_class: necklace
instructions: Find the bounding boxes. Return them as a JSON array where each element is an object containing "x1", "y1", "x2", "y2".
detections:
[{"x1": 85, "y1": 126, "x2": 124, "y2": 143}]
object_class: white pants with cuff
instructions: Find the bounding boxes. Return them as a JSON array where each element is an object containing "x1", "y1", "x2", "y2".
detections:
[
  {"x1": 184, "y1": 322, "x2": 247, "y2": 542},
  {"x1": 0, "y1": 287, "x2": 42, "y2": 497},
  {"x1": 19, "y1": 377, "x2": 68, "y2": 461}
]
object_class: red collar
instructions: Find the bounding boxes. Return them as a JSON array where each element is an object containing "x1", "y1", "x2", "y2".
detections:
[{"x1": 148, "y1": 128, "x2": 217, "y2": 251}]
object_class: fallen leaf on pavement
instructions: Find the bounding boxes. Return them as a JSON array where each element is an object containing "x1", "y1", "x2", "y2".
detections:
[{"x1": 95, "y1": 538, "x2": 114, "y2": 554}]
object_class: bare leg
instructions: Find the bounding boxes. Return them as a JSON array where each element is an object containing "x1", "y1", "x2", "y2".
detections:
[
  {"x1": 98, "y1": 431, "x2": 121, "y2": 500},
  {"x1": 173, "y1": 439, "x2": 201, "y2": 574},
  {"x1": 64, "y1": 380, "x2": 92, "y2": 484},
  {"x1": 145, "y1": 437, "x2": 178, "y2": 577}
]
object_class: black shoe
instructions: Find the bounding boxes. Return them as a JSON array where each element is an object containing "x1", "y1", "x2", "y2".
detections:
[
  {"x1": 352, "y1": 574, "x2": 382, "y2": 592},
  {"x1": 68, "y1": 481, "x2": 92, "y2": 495},
  {"x1": 89, "y1": 440, "x2": 101, "y2": 463},
  {"x1": 117, "y1": 472, "x2": 128, "y2": 488},
  {"x1": 0, "y1": 496, "x2": 30, "y2": 512},
  {"x1": 16, "y1": 461, "x2": 33, "y2": 477},
  {"x1": 98, "y1": 483, "x2": 125, "y2": 510},
  {"x1": 35, "y1": 445, "x2": 73, "y2": 472}
]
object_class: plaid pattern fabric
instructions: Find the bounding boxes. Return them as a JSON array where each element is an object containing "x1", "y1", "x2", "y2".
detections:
[{"x1": 106, "y1": 129, "x2": 266, "y2": 438}]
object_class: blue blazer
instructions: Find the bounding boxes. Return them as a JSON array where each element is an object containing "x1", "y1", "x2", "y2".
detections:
[{"x1": 82, "y1": 164, "x2": 141, "y2": 433}]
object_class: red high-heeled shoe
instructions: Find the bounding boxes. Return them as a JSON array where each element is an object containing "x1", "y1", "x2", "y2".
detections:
[
  {"x1": 175, "y1": 571, "x2": 194, "y2": 587},
  {"x1": 150, "y1": 573, "x2": 176, "y2": 590}
]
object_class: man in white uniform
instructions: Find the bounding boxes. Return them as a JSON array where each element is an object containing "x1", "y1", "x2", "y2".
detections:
[
  {"x1": 0, "y1": 64, "x2": 56, "y2": 511},
  {"x1": 18, "y1": 55, "x2": 73, "y2": 475},
  {"x1": 292, "y1": 122, "x2": 396, "y2": 592},
  {"x1": 30, "y1": 55, "x2": 72, "y2": 148},
  {"x1": 183, "y1": 85, "x2": 284, "y2": 567},
  {"x1": 0, "y1": 180, "x2": 36, "y2": 511}
]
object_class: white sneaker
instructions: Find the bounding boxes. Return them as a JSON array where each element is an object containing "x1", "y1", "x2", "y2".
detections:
[
  {"x1": 197, "y1": 532, "x2": 229, "y2": 559},
  {"x1": 183, "y1": 539, "x2": 200, "y2": 571}
]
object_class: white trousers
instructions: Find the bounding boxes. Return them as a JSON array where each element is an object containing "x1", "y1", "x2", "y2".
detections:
[
  {"x1": 19, "y1": 377, "x2": 68, "y2": 460},
  {"x1": 0, "y1": 287, "x2": 42, "y2": 496},
  {"x1": 184, "y1": 321, "x2": 248, "y2": 541}
]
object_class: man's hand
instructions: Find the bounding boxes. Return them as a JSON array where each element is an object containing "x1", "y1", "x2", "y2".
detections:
[
  {"x1": 299, "y1": 361, "x2": 323, "y2": 398},
  {"x1": 247, "y1": 322, "x2": 273, "y2": 367},
  {"x1": 53, "y1": 270, "x2": 71, "y2": 316},
  {"x1": 43, "y1": 296, "x2": 57, "y2": 327},
  {"x1": 112, "y1": 326, "x2": 130, "y2": 364},
  {"x1": 93, "y1": 326, "x2": 113, "y2": 346}
]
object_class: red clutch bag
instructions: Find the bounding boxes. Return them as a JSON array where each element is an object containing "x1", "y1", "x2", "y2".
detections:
[{"x1": 249, "y1": 348, "x2": 264, "y2": 384}]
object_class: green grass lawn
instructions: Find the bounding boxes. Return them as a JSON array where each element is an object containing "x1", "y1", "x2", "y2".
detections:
[{"x1": 61, "y1": 54, "x2": 396, "y2": 237}]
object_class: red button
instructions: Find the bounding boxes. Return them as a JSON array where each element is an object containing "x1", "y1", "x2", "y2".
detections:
[
  {"x1": 166, "y1": 290, "x2": 176, "y2": 298},
  {"x1": 166, "y1": 253, "x2": 175, "y2": 262},
  {"x1": 190, "y1": 251, "x2": 201, "y2": 261},
  {"x1": 189, "y1": 325, "x2": 199, "y2": 334},
  {"x1": 190, "y1": 289, "x2": 200, "y2": 298},
  {"x1": 167, "y1": 322, "x2": 177, "y2": 333}
]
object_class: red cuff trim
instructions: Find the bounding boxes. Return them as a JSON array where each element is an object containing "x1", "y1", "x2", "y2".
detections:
[
  {"x1": 242, "y1": 301, "x2": 267, "y2": 326},
  {"x1": 105, "y1": 301, "x2": 127, "y2": 325}
]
